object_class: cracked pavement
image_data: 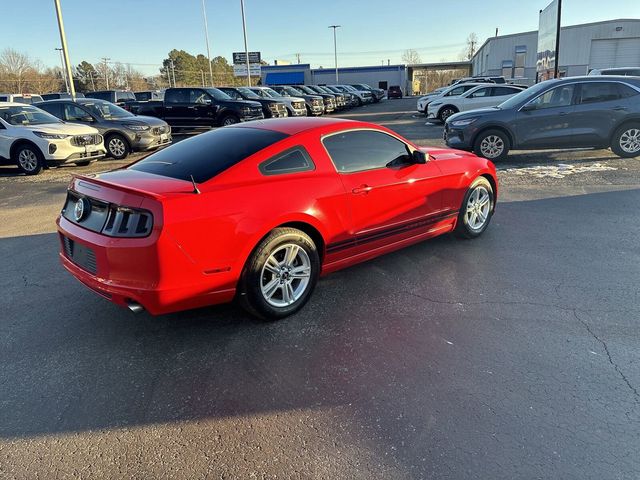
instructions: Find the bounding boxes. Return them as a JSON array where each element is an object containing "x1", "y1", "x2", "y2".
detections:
[{"x1": 0, "y1": 98, "x2": 639, "y2": 479}]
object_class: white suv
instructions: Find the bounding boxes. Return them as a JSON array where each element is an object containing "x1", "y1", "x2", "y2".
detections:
[{"x1": 0, "y1": 102, "x2": 106, "y2": 175}]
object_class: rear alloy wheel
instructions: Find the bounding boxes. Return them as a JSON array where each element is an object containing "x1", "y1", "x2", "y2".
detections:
[
  {"x1": 473, "y1": 129, "x2": 510, "y2": 161},
  {"x1": 240, "y1": 228, "x2": 319, "y2": 320},
  {"x1": 438, "y1": 106, "x2": 457, "y2": 122},
  {"x1": 611, "y1": 124, "x2": 640, "y2": 158},
  {"x1": 106, "y1": 134, "x2": 130, "y2": 160},
  {"x1": 14, "y1": 145, "x2": 44, "y2": 175},
  {"x1": 455, "y1": 177, "x2": 494, "y2": 239},
  {"x1": 221, "y1": 115, "x2": 240, "y2": 126}
]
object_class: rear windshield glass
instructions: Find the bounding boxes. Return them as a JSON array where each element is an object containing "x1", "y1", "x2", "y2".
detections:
[{"x1": 129, "y1": 127, "x2": 288, "y2": 183}]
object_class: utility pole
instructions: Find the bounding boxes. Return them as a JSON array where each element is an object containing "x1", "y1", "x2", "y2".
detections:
[
  {"x1": 101, "y1": 57, "x2": 111, "y2": 89},
  {"x1": 295, "y1": 53, "x2": 301, "y2": 64},
  {"x1": 328, "y1": 25, "x2": 341, "y2": 83},
  {"x1": 54, "y1": 47, "x2": 69, "y2": 93},
  {"x1": 200, "y1": 70, "x2": 205, "y2": 87},
  {"x1": 169, "y1": 59, "x2": 176, "y2": 87},
  {"x1": 201, "y1": 0, "x2": 214, "y2": 86},
  {"x1": 240, "y1": 0, "x2": 251, "y2": 87},
  {"x1": 53, "y1": 0, "x2": 76, "y2": 98}
]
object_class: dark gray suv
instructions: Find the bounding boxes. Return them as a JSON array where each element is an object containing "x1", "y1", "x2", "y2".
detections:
[
  {"x1": 444, "y1": 76, "x2": 640, "y2": 161},
  {"x1": 36, "y1": 99, "x2": 171, "y2": 160}
]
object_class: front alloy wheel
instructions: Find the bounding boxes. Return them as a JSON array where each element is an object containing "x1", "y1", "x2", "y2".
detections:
[
  {"x1": 474, "y1": 129, "x2": 510, "y2": 161},
  {"x1": 240, "y1": 227, "x2": 319, "y2": 320},
  {"x1": 14, "y1": 145, "x2": 43, "y2": 175},
  {"x1": 107, "y1": 135, "x2": 130, "y2": 160},
  {"x1": 611, "y1": 125, "x2": 640, "y2": 158}
]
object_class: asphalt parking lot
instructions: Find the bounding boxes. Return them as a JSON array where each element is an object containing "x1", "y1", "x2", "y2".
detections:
[{"x1": 1, "y1": 98, "x2": 639, "y2": 479}]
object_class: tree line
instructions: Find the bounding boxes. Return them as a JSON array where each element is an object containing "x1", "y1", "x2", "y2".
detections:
[{"x1": 0, "y1": 48, "x2": 258, "y2": 94}]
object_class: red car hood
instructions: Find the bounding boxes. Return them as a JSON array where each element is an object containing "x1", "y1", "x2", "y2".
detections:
[{"x1": 419, "y1": 146, "x2": 472, "y2": 161}]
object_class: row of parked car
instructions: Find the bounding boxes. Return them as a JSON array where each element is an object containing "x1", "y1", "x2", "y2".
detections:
[{"x1": 0, "y1": 82, "x2": 385, "y2": 175}]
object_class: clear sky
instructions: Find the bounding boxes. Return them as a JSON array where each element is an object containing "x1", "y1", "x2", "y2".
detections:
[{"x1": 3, "y1": 0, "x2": 639, "y2": 75}]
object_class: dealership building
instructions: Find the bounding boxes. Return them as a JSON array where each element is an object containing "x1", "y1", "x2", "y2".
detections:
[
  {"x1": 260, "y1": 63, "x2": 407, "y2": 92},
  {"x1": 471, "y1": 19, "x2": 640, "y2": 85}
]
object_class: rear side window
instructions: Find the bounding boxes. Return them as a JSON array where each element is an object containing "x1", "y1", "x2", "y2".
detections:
[
  {"x1": 492, "y1": 87, "x2": 519, "y2": 96},
  {"x1": 323, "y1": 130, "x2": 411, "y2": 173},
  {"x1": 165, "y1": 89, "x2": 188, "y2": 103},
  {"x1": 527, "y1": 85, "x2": 575, "y2": 110},
  {"x1": 87, "y1": 92, "x2": 109, "y2": 101},
  {"x1": 260, "y1": 147, "x2": 314, "y2": 175},
  {"x1": 38, "y1": 102, "x2": 63, "y2": 118},
  {"x1": 578, "y1": 83, "x2": 622, "y2": 104},
  {"x1": 130, "y1": 127, "x2": 288, "y2": 183},
  {"x1": 618, "y1": 84, "x2": 639, "y2": 98}
]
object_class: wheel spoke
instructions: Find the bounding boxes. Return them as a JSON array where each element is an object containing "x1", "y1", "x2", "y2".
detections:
[
  {"x1": 291, "y1": 265, "x2": 310, "y2": 279},
  {"x1": 283, "y1": 244, "x2": 299, "y2": 267},
  {"x1": 264, "y1": 255, "x2": 280, "y2": 274},
  {"x1": 261, "y1": 278, "x2": 280, "y2": 300},
  {"x1": 282, "y1": 282, "x2": 292, "y2": 304}
]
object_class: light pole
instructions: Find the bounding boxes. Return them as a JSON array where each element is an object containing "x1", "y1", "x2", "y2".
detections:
[
  {"x1": 53, "y1": 0, "x2": 76, "y2": 98},
  {"x1": 101, "y1": 57, "x2": 111, "y2": 89},
  {"x1": 201, "y1": 0, "x2": 214, "y2": 86},
  {"x1": 240, "y1": 0, "x2": 251, "y2": 87},
  {"x1": 328, "y1": 25, "x2": 341, "y2": 83},
  {"x1": 54, "y1": 47, "x2": 69, "y2": 93}
]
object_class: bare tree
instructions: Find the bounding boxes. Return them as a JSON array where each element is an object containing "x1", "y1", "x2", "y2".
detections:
[
  {"x1": 401, "y1": 49, "x2": 422, "y2": 65},
  {"x1": 460, "y1": 33, "x2": 479, "y2": 61},
  {"x1": 0, "y1": 48, "x2": 36, "y2": 93}
]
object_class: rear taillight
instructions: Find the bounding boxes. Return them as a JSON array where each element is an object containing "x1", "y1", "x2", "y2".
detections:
[{"x1": 102, "y1": 205, "x2": 153, "y2": 237}]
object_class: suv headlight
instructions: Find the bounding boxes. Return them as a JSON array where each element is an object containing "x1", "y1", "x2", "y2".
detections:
[
  {"x1": 34, "y1": 131, "x2": 69, "y2": 139},
  {"x1": 123, "y1": 124, "x2": 150, "y2": 131},
  {"x1": 450, "y1": 118, "x2": 477, "y2": 127}
]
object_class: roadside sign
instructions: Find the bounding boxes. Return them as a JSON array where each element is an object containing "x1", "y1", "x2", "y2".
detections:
[
  {"x1": 233, "y1": 64, "x2": 262, "y2": 77},
  {"x1": 233, "y1": 52, "x2": 261, "y2": 65}
]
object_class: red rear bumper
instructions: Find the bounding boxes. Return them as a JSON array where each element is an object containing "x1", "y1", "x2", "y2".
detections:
[{"x1": 58, "y1": 216, "x2": 237, "y2": 315}]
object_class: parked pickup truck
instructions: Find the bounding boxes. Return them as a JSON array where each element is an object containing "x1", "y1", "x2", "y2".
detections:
[{"x1": 129, "y1": 87, "x2": 264, "y2": 129}]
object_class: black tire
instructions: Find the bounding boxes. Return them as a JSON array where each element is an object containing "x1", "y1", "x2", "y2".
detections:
[
  {"x1": 455, "y1": 177, "x2": 495, "y2": 239},
  {"x1": 438, "y1": 106, "x2": 458, "y2": 123},
  {"x1": 610, "y1": 123, "x2": 640, "y2": 158},
  {"x1": 106, "y1": 134, "x2": 130, "y2": 160},
  {"x1": 220, "y1": 114, "x2": 240, "y2": 126},
  {"x1": 239, "y1": 227, "x2": 320, "y2": 320},
  {"x1": 473, "y1": 129, "x2": 510, "y2": 161},
  {"x1": 13, "y1": 143, "x2": 44, "y2": 175},
  {"x1": 357, "y1": 97, "x2": 363, "y2": 106}
]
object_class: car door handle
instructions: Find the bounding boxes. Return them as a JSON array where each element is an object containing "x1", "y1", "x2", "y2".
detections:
[
  {"x1": 352, "y1": 184, "x2": 373, "y2": 194},
  {"x1": 165, "y1": 106, "x2": 173, "y2": 110},
  {"x1": 613, "y1": 106, "x2": 628, "y2": 111},
  {"x1": 558, "y1": 111, "x2": 568, "y2": 116},
  {"x1": 187, "y1": 106, "x2": 196, "y2": 110}
]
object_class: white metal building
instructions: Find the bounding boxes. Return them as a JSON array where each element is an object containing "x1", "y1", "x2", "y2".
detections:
[{"x1": 472, "y1": 19, "x2": 640, "y2": 85}]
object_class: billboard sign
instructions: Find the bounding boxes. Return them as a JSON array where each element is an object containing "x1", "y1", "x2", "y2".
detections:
[
  {"x1": 536, "y1": 0, "x2": 561, "y2": 81},
  {"x1": 233, "y1": 51, "x2": 261, "y2": 65}
]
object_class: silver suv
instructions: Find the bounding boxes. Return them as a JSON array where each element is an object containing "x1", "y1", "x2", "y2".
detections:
[{"x1": 249, "y1": 87, "x2": 307, "y2": 116}]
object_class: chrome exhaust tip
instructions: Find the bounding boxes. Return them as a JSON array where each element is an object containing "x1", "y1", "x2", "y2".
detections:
[{"x1": 126, "y1": 301, "x2": 144, "y2": 314}]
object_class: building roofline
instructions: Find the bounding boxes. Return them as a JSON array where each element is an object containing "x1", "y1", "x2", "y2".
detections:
[{"x1": 472, "y1": 18, "x2": 640, "y2": 61}]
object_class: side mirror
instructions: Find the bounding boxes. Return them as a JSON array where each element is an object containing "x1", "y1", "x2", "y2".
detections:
[
  {"x1": 521, "y1": 103, "x2": 536, "y2": 112},
  {"x1": 81, "y1": 116, "x2": 94, "y2": 122},
  {"x1": 203, "y1": 98, "x2": 212, "y2": 105},
  {"x1": 412, "y1": 150, "x2": 428, "y2": 164}
]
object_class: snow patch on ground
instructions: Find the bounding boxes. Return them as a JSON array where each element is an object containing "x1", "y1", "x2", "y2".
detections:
[{"x1": 501, "y1": 163, "x2": 617, "y2": 178}]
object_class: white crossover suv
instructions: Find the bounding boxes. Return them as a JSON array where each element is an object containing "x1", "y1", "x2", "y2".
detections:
[{"x1": 0, "y1": 102, "x2": 106, "y2": 175}]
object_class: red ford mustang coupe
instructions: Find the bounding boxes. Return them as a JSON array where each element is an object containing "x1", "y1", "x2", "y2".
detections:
[{"x1": 58, "y1": 117, "x2": 497, "y2": 319}]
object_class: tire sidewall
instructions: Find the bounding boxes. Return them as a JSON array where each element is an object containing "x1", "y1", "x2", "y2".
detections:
[
  {"x1": 241, "y1": 229, "x2": 320, "y2": 320},
  {"x1": 473, "y1": 129, "x2": 510, "y2": 161},
  {"x1": 456, "y1": 177, "x2": 495, "y2": 239},
  {"x1": 106, "y1": 134, "x2": 130, "y2": 160},
  {"x1": 611, "y1": 123, "x2": 640, "y2": 158},
  {"x1": 14, "y1": 144, "x2": 44, "y2": 175},
  {"x1": 439, "y1": 107, "x2": 457, "y2": 123},
  {"x1": 221, "y1": 115, "x2": 240, "y2": 126}
]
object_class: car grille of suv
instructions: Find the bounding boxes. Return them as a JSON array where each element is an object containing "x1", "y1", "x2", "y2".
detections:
[
  {"x1": 71, "y1": 134, "x2": 102, "y2": 146},
  {"x1": 312, "y1": 99, "x2": 322, "y2": 106},
  {"x1": 152, "y1": 126, "x2": 169, "y2": 135},
  {"x1": 61, "y1": 235, "x2": 97, "y2": 274},
  {"x1": 293, "y1": 101, "x2": 305, "y2": 109}
]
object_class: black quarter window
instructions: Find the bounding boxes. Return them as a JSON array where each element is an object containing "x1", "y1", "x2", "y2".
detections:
[
  {"x1": 260, "y1": 147, "x2": 314, "y2": 175},
  {"x1": 579, "y1": 83, "x2": 622, "y2": 104},
  {"x1": 617, "y1": 83, "x2": 639, "y2": 99},
  {"x1": 322, "y1": 130, "x2": 411, "y2": 173}
]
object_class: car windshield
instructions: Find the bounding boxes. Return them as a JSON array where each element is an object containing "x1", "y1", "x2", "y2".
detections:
[
  {"x1": 344, "y1": 86, "x2": 358, "y2": 92},
  {"x1": 296, "y1": 85, "x2": 316, "y2": 94},
  {"x1": 262, "y1": 88, "x2": 282, "y2": 98},
  {"x1": 284, "y1": 87, "x2": 304, "y2": 96},
  {"x1": 204, "y1": 88, "x2": 233, "y2": 101},
  {"x1": 236, "y1": 87, "x2": 261, "y2": 99},
  {"x1": 498, "y1": 81, "x2": 551, "y2": 109},
  {"x1": 82, "y1": 100, "x2": 133, "y2": 119},
  {"x1": 0, "y1": 105, "x2": 62, "y2": 125},
  {"x1": 130, "y1": 127, "x2": 288, "y2": 183}
]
